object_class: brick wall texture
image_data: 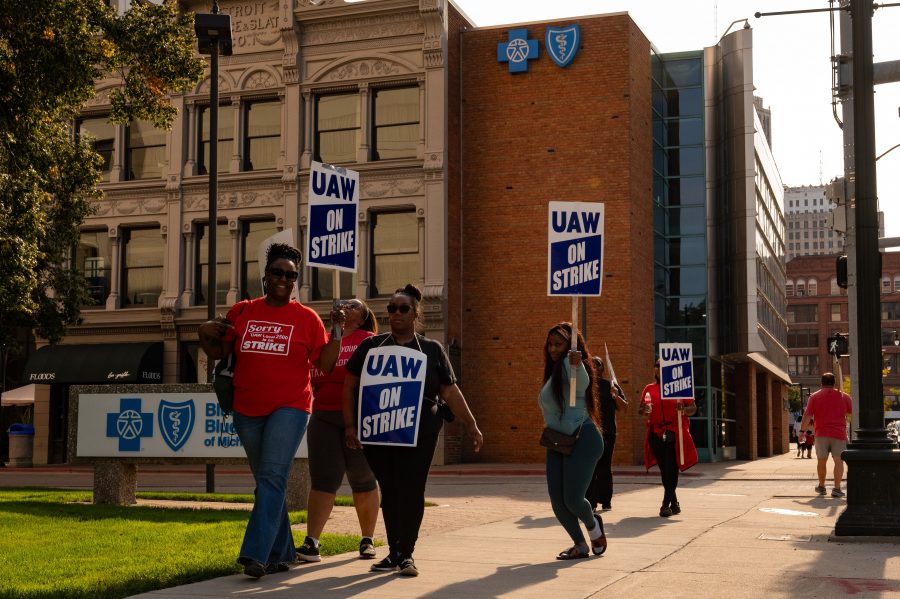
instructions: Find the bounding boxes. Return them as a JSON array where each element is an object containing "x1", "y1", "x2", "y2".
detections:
[{"x1": 453, "y1": 15, "x2": 654, "y2": 464}]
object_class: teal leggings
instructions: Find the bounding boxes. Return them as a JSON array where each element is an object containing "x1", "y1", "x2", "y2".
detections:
[{"x1": 546, "y1": 423, "x2": 605, "y2": 544}]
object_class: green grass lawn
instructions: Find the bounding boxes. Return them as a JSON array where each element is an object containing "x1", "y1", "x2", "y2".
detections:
[{"x1": 0, "y1": 489, "x2": 362, "y2": 599}]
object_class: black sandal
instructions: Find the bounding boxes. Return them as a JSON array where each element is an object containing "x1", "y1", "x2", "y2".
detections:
[
  {"x1": 590, "y1": 514, "x2": 607, "y2": 556},
  {"x1": 556, "y1": 546, "x2": 589, "y2": 560}
]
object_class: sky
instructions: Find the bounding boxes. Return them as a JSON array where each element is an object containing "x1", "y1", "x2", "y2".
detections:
[{"x1": 453, "y1": 0, "x2": 900, "y2": 237}]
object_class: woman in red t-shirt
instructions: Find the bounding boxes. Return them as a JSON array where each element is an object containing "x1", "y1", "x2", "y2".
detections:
[
  {"x1": 198, "y1": 243, "x2": 341, "y2": 579},
  {"x1": 297, "y1": 299, "x2": 379, "y2": 563}
]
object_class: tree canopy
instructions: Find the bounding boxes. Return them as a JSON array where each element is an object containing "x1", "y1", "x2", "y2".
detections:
[{"x1": 0, "y1": 0, "x2": 203, "y2": 353}]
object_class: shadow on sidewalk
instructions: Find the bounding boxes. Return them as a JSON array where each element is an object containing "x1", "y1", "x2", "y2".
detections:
[{"x1": 417, "y1": 560, "x2": 593, "y2": 599}]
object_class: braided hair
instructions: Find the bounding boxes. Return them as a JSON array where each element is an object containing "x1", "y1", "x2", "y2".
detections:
[{"x1": 265, "y1": 243, "x2": 302, "y2": 270}]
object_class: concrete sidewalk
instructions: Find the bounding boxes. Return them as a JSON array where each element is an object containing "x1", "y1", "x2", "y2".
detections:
[{"x1": 128, "y1": 450, "x2": 900, "y2": 599}]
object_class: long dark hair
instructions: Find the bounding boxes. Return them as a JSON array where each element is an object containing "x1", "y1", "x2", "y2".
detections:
[
  {"x1": 542, "y1": 322, "x2": 602, "y2": 429},
  {"x1": 355, "y1": 299, "x2": 378, "y2": 334}
]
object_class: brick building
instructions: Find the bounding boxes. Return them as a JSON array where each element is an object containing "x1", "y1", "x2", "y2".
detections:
[
  {"x1": 786, "y1": 253, "x2": 900, "y2": 419},
  {"x1": 9, "y1": 1, "x2": 789, "y2": 466}
]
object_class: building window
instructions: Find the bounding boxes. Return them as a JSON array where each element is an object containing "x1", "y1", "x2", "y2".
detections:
[
  {"x1": 372, "y1": 86, "x2": 419, "y2": 160},
  {"x1": 789, "y1": 354, "x2": 819, "y2": 376},
  {"x1": 787, "y1": 304, "x2": 817, "y2": 324},
  {"x1": 894, "y1": 277, "x2": 900, "y2": 293},
  {"x1": 311, "y1": 268, "x2": 356, "y2": 301},
  {"x1": 786, "y1": 282, "x2": 794, "y2": 297},
  {"x1": 76, "y1": 230, "x2": 112, "y2": 307},
  {"x1": 198, "y1": 104, "x2": 234, "y2": 175},
  {"x1": 315, "y1": 93, "x2": 359, "y2": 164},
  {"x1": 808, "y1": 280, "x2": 817, "y2": 296},
  {"x1": 125, "y1": 121, "x2": 165, "y2": 180},
  {"x1": 830, "y1": 277, "x2": 839, "y2": 295},
  {"x1": 122, "y1": 227, "x2": 163, "y2": 307},
  {"x1": 831, "y1": 304, "x2": 842, "y2": 322},
  {"x1": 370, "y1": 210, "x2": 419, "y2": 297},
  {"x1": 884, "y1": 278, "x2": 892, "y2": 294},
  {"x1": 240, "y1": 219, "x2": 278, "y2": 300},
  {"x1": 76, "y1": 116, "x2": 114, "y2": 182},
  {"x1": 244, "y1": 100, "x2": 280, "y2": 171},
  {"x1": 195, "y1": 221, "x2": 230, "y2": 306}
]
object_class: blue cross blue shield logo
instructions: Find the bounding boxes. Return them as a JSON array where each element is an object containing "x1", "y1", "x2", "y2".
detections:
[
  {"x1": 158, "y1": 400, "x2": 195, "y2": 452},
  {"x1": 497, "y1": 28, "x2": 539, "y2": 74},
  {"x1": 106, "y1": 398, "x2": 153, "y2": 452},
  {"x1": 545, "y1": 24, "x2": 580, "y2": 68}
]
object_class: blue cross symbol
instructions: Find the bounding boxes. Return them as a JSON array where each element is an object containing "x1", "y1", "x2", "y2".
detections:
[
  {"x1": 106, "y1": 398, "x2": 154, "y2": 452},
  {"x1": 497, "y1": 28, "x2": 539, "y2": 74}
]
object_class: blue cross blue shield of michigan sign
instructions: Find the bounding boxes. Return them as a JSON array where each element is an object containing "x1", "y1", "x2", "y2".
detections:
[{"x1": 545, "y1": 24, "x2": 581, "y2": 68}]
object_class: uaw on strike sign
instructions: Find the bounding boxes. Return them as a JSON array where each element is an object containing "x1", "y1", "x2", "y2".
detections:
[
  {"x1": 358, "y1": 346, "x2": 426, "y2": 447},
  {"x1": 307, "y1": 161, "x2": 359, "y2": 271},
  {"x1": 548, "y1": 201, "x2": 604, "y2": 296},
  {"x1": 659, "y1": 343, "x2": 694, "y2": 401}
]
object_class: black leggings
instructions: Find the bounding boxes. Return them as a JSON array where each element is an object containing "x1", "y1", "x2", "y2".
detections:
[
  {"x1": 586, "y1": 433, "x2": 616, "y2": 508},
  {"x1": 648, "y1": 433, "x2": 679, "y2": 506},
  {"x1": 363, "y1": 407, "x2": 442, "y2": 558}
]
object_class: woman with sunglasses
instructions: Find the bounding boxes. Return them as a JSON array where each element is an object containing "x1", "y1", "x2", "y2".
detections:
[
  {"x1": 298, "y1": 299, "x2": 380, "y2": 563},
  {"x1": 198, "y1": 243, "x2": 341, "y2": 578},
  {"x1": 342, "y1": 284, "x2": 483, "y2": 577},
  {"x1": 540, "y1": 323, "x2": 607, "y2": 560}
]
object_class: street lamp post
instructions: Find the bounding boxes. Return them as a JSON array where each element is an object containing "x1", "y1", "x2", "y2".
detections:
[
  {"x1": 834, "y1": 0, "x2": 900, "y2": 537},
  {"x1": 195, "y1": 3, "x2": 232, "y2": 494}
]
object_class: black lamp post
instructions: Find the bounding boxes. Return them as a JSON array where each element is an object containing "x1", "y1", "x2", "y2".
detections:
[{"x1": 195, "y1": 2, "x2": 232, "y2": 493}]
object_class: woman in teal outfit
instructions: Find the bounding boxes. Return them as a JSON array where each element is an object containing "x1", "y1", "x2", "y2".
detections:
[{"x1": 539, "y1": 322, "x2": 607, "y2": 560}]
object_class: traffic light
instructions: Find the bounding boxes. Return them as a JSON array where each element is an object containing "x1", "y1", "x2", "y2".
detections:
[
  {"x1": 836, "y1": 255, "x2": 848, "y2": 289},
  {"x1": 828, "y1": 333, "x2": 849, "y2": 357}
]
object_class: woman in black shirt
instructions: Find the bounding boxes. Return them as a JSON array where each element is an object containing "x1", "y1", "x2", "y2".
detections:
[{"x1": 343, "y1": 284, "x2": 483, "y2": 577}]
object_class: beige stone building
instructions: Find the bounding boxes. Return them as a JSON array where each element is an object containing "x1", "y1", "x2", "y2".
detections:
[{"x1": 26, "y1": 0, "x2": 462, "y2": 464}]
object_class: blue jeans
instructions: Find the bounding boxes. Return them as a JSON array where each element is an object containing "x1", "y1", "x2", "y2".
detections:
[{"x1": 233, "y1": 407, "x2": 309, "y2": 566}]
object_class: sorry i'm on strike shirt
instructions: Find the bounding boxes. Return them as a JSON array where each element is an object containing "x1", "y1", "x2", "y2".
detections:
[{"x1": 223, "y1": 297, "x2": 328, "y2": 416}]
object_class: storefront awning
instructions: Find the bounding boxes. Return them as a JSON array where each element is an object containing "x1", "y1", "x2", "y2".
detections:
[
  {"x1": 0, "y1": 384, "x2": 36, "y2": 406},
  {"x1": 23, "y1": 342, "x2": 163, "y2": 384}
]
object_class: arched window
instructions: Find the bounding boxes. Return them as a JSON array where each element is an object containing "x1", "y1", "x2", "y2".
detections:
[
  {"x1": 830, "y1": 277, "x2": 839, "y2": 295},
  {"x1": 808, "y1": 279, "x2": 817, "y2": 297},
  {"x1": 786, "y1": 280, "x2": 794, "y2": 297},
  {"x1": 797, "y1": 280, "x2": 806, "y2": 297}
]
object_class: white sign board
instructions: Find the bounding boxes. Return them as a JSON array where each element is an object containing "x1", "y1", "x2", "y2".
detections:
[
  {"x1": 76, "y1": 393, "x2": 308, "y2": 458},
  {"x1": 358, "y1": 346, "x2": 426, "y2": 447},
  {"x1": 257, "y1": 228, "x2": 300, "y2": 303},
  {"x1": 547, "y1": 201, "x2": 604, "y2": 296},
  {"x1": 659, "y1": 343, "x2": 694, "y2": 401},
  {"x1": 306, "y1": 161, "x2": 359, "y2": 272}
]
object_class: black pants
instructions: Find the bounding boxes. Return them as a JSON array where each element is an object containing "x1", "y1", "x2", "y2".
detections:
[
  {"x1": 363, "y1": 407, "x2": 442, "y2": 558},
  {"x1": 586, "y1": 433, "x2": 616, "y2": 508},
  {"x1": 648, "y1": 433, "x2": 679, "y2": 506}
]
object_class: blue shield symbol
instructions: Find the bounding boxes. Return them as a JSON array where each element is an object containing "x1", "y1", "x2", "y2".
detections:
[
  {"x1": 158, "y1": 400, "x2": 195, "y2": 452},
  {"x1": 545, "y1": 24, "x2": 581, "y2": 68}
]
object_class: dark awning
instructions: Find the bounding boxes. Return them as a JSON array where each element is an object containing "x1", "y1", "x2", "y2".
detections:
[{"x1": 23, "y1": 342, "x2": 163, "y2": 384}]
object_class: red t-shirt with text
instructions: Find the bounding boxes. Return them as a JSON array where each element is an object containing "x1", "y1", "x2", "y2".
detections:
[
  {"x1": 223, "y1": 298, "x2": 328, "y2": 416},
  {"x1": 310, "y1": 328, "x2": 373, "y2": 412},
  {"x1": 805, "y1": 387, "x2": 852, "y2": 440}
]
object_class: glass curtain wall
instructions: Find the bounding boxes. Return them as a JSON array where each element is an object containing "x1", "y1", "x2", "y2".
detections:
[{"x1": 652, "y1": 51, "x2": 731, "y2": 461}]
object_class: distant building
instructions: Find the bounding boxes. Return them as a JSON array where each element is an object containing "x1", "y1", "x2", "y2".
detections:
[
  {"x1": 753, "y1": 95, "x2": 772, "y2": 149},
  {"x1": 786, "y1": 252, "x2": 900, "y2": 421}
]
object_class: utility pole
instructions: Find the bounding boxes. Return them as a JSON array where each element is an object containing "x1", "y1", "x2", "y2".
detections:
[{"x1": 834, "y1": 0, "x2": 900, "y2": 537}]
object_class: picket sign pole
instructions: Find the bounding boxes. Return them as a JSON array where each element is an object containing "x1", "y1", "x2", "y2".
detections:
[
  {"x1": 677, "y1": 404, "x2": 685, "y2": 465},
  {"x1": 569, "y1": 296, "x2": 578, "y2": 407}
]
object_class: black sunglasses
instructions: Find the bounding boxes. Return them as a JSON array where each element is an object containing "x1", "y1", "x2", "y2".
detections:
[
  {"x1": 267, "y1": 267, "x2": 299, "y2": 281},
  {"x1": 386, "y1": 303, "x2": 412, "y2": 314}
]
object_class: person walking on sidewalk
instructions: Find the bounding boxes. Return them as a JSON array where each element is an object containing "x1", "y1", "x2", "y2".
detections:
[
  {"x1": 639, "y1": 359, "x2": 698, "y2": 517},
  {"x1": 539, "y1": 323, "x2": 607, "y2": 560},
  {"x1": 298, "y1": 299, "x2": 379, "y2": 563},
  {"x1": 586, "y1": 356, "x2": 627, "y2": 511},
  {"x1": 198, "y1": 243, "x2": 342, "y2": 579},
  {"x1": 343, "y1": 284, "x2": 483, "y2": 577},
  {"x1": 799, "y1": 372, "x2": 852, "y2": 498}
]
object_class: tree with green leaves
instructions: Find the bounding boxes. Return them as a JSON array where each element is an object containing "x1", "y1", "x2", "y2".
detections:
[{"x1": 0, "y1": 0, "x2": 203, "y2": 358}]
